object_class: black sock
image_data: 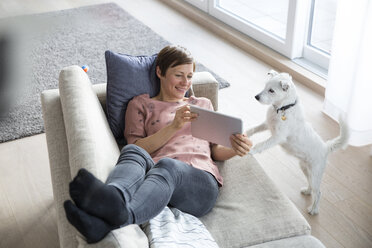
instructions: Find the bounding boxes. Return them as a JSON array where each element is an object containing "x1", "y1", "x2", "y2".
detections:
[
  {"x1": 64, "y1": 200, "x2": 112, "y2": 244},
  {"x1": 69, "y1": 168, "x2": 128, "y2": 227}
]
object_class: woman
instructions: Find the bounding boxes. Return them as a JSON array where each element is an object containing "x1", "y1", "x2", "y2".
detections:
[{"x1": 64, "y1": 45, "x2": 252, "y2": 243}]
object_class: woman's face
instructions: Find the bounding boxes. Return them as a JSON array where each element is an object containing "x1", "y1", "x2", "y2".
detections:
[{"x1": 157, "y1": 63, "x2": 193, "y2": 102}]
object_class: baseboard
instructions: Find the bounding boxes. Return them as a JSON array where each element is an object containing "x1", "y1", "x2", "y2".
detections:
[{"x1": 160, "y1": 0, "x2": 326, "y2": 96}]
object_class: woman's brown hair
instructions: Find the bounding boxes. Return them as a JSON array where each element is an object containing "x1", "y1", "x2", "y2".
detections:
[{"x1": 155, "y1": 45, "x2": 195, "y2": 76}]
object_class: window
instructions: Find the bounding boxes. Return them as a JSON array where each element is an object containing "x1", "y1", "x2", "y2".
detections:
[
  {"x1": 303, "y1": 0, "x2": 337, "y2": 71},
  {"x1": 308, "y1": 0, "x2": 337, "y2": 54},
  {"x1": 184, "y1": 0, "x2": 338, "y2": 77},
  {"x1": 215, "y1": 0, "x2": 289, "y2": 40}
]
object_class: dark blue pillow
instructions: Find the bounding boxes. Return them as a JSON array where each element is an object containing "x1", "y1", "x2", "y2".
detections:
[{"x1": 105, "y1": 50, "x2": 160, "y2": 145}]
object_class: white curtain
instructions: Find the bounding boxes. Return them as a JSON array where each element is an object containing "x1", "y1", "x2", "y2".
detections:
[{"x1": 323, "y1": 0, "x2": 372, "y2": 147}]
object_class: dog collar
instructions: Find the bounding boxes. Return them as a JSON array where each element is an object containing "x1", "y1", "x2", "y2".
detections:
[
  {"x1": 275, "y1": 100, "x2": 297, "y2": 121},
  {"x1": 276, "y1": 100, "x2": 297, "y2": 114}
]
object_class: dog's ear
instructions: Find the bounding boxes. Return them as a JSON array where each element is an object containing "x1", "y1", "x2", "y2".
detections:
[
  {"x1": 283, "y1": 73, "x2": 292, "y2": 81},
  {"x1": 268, "y1": 70, "x2": 279, "y2": 78},
  {"x1": 280, "y1": 80, "x2": 290, "y2": 91}
]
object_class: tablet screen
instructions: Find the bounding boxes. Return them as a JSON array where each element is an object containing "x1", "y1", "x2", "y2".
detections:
[{"x1": 190, "y1": 105, "x2": 243, "y2": 148}]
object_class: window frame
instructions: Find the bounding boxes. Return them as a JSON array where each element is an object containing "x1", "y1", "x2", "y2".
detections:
[
  {"x1": 208, "y1": 0, "x2": 310, "y2": 59},
  {"x1": 302, "y1": 0, "x2": 331, "y2": 70},
  {"x1": 182, "y1": 0, "x2": 332, "y2": 72},
  {"x1": 184, "y1": 0, "x2": 208, "y2": 12}
]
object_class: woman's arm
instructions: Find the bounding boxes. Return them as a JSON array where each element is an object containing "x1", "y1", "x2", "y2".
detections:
[
  {"x1": 134, "y1": 123, "x2": 178, "y2": 154},
  {"x1": 134, "y1": 105, "x2": 197, "y2": 154},
  {"x1": 211, "y1": 134, "x2": 252, "y2": 161}
]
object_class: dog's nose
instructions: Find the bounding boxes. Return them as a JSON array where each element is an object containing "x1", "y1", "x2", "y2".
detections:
[{"x1": 255, "y1": 95, "x2": 260, "y2": 101}]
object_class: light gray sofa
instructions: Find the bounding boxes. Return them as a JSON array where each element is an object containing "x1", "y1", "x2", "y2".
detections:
[{"x1": 41, "y1": 65, "x2": 326, "y2": 248}]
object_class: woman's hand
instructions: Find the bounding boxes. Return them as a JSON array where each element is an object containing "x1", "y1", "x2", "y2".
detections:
[
  {"x1": 230, "y1": 133, "x2": 253, "y2": 157},
  {"x1": 211, "y1": 134, "x2": 253, "y2": 161},
  {"x1": 135, "y1": 105, "x2": 197, "y2": 154},
  {"x1": 171, "y1": 105, "x2": 198, "y2": 130}
]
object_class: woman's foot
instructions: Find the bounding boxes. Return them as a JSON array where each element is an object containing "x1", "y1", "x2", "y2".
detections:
[
  {"x1": 69, "y1": 168, "x2": 128, "y2": 226},
  {"x1": 64, "y1": 200, "x2": 112, "y2": 243}
]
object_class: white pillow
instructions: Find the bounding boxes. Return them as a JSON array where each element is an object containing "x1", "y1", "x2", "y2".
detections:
[{"x1": 142, "y1": 207, "x2": 218, "y2": 248}]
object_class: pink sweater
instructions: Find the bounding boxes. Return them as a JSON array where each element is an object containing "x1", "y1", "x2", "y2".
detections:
[{"x1": 124, "y1": 94, "x2": 223, "y2": 186}]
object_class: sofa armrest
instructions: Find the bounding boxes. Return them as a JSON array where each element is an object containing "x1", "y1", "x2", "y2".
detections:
[
  {"x1": 42, "y1": 65, "x2": 149, "y2": 247},
  {"x1": 192, "y1": 72, "x2": 219, "y2": 111},
  {"x1": 58, "y1": 65, "x2": 120, "y2": 181},
  {"x1": 41, "y1": 89, "x2": 78, "y2": 248}
]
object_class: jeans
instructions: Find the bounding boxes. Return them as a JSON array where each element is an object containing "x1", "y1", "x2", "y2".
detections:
[{"x1": 106, "y1": 144, "x2": 219, "y2": 225}]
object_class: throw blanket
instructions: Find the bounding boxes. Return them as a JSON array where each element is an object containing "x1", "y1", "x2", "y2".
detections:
[{"x1": 142, "y1": 207, "x2": 219, "y2": 248}]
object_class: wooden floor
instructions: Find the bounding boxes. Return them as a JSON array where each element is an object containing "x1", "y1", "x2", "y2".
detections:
[{"x1": 0, "y1": 0, "x2": 371, "y2": 248}]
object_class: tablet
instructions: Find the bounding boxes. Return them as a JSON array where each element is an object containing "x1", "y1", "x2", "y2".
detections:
[{"x1": 190, "y1": 105, "x2": 243, "y2": 148}]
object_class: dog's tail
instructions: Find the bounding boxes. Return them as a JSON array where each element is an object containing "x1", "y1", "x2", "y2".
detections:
[{"x1": 326, "y1": 116, "x2": 349, "y2": 153}]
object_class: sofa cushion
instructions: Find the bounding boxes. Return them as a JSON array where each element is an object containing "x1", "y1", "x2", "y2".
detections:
[
  {"x1": 200, "y1": 155, "x2": 311, "y2": 248},
  {"x1": 105, "y1": 50, "x2": 159, "y2": 145},
  {"x1": 247, "y1": 235, "x2": 325, "y2": 248}
]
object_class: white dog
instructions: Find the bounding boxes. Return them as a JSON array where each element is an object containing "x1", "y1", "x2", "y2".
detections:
[{"x1": 246, "y1": 70, "x2": 349, "y2": 215}]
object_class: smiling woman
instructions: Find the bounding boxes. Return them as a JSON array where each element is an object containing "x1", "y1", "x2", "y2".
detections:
[
  {"x1": 153, "y1": 45, "x2": 195, "y2": 102},
  {"x1": 63, "y1": 45, "x2": 252, "y2": 243},
  {"x1": 155, "y1": 64, "x2": 194, "y2": 102}
]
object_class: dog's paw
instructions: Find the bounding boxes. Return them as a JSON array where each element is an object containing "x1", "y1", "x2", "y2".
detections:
[
  {"x1": 301, "y1": 187, "x2": 311, "y2": 195},
  {"x1": 307, "y1": 206, "x2": 319, "y2": 215}
]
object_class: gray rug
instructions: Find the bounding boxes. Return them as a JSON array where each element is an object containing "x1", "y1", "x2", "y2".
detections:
[{"x1": 0, "y1": 2, "x2": 229, "y2": 143}]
